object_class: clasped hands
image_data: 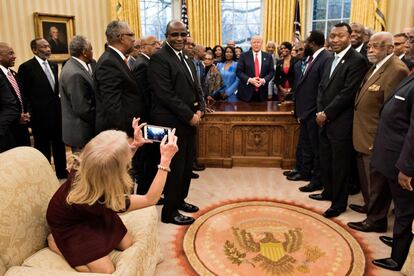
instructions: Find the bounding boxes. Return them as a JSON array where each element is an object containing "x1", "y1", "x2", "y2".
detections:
[
  {"x1": 129, "y1": 118, "x2": 179, "y2": 163},
  {"x1": 190, "y1": 110, "x2": 202, "y2": 126},
  {"x1": 248, "y1": 77, "x2": 265, "y2": 88},
  {"x1": 19, "y1": 112, "x2": 30, "y2": 124},
  {"x1": 315, "y1": 111, "x2": 327, "y2": 127}
]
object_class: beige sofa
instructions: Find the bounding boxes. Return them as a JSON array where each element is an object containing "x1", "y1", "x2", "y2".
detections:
[
  {"x1": 402, "y1": 221, "x2": 414, "y2": 275},
  {"x1": 0, "y1": 147, "x2": 161, "y2": 275}
]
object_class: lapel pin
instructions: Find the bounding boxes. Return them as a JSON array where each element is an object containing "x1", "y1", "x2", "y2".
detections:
[
  {"x1": 264, "y1": 58, "x2": 266, "y2": 61},
  {"x1": 341, "y1": 60, "x2": 345, "y2": 63}
]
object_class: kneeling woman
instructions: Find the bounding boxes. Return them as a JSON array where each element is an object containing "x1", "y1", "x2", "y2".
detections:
[{"x1": 46, "y1": 118, "x2": 178, "y2": 273}]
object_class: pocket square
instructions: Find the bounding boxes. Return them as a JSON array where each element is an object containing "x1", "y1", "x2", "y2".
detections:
[
  {"x1": 395, "y1": 95, "x2": 405, "y2": 101},
  {"x1": 368, "y1": 84, "x2": 380, "y2": 92}
]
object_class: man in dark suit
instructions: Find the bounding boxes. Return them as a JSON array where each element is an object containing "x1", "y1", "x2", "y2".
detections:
[
  {"x1": 131, "y1": 35, "x2": 161, "y2": 195},
  {"x1": 236, "y1": 36, "x2": 275, "y2": 102},
  {"x1": 0, "y1": 42, "x2": 30, "y2": 148},
  {"x1": 347, "y1": 32, "x2": 409, "y2": 232},
  {"x1": 60, "y1": 35, "x2": 95, "y2": 152},
  {"x1": 351, "y1": 22, "x2": 368, "y2": 59},
  {"x1": 402, "y1": 28, "x2": 414, "y2": 71},
  {"x1": 94, "y1": 21, "x2": 145, "y2": 137},
  {"x1": 18, "y1": 38, "x2": 67, "y2": 179},
  {"x1": 309, "y1": 23, "x2": 368, "y2": 218},
  {"x1": 148, "y1": 20, "x2": 203, "y2": 225},
  {"x1": 293, "y1": 31, "x2": 331, "y2": 193},
  {"x1": 370, "y1": 73, "x2": 414, "y2": 271}
]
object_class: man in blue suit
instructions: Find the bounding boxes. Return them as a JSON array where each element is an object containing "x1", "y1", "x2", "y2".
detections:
[
  {"x1": 236, "y1": 36, "x2": 275, "y2": 102},
  {"x1": 293, "y1": 30, "x2": 332, "y2": 193}
]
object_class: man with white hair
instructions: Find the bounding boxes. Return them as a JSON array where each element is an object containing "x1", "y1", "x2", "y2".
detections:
[
  {"x1": 348, "y1": 32, "x2": 409, "y2": 232},
  {"x1": 236, "y1": 35, "x2": 275, "y2": 102}
]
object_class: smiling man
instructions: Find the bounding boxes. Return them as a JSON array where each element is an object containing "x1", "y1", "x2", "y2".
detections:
[{"x1": 148, "y1": 20, "x2": 203, "y2": 225}]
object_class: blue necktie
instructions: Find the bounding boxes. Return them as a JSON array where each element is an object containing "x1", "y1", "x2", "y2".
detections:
[{"x1": 329, "y1": 55, "x2": 340, "y2": 78}]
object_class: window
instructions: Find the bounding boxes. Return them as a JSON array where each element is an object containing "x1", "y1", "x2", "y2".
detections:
[
  {"x1": 312, "y1": 0, "x2": 351, "y2": 36},
  {"x1": 140, "y1": 0, "x2": 172, "y2": 40},
  {"x1": 222, "y1": 0, "x2": 261, "y2": 49}
]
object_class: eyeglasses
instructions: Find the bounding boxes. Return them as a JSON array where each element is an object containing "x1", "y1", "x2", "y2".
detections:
[
  {"x1": 169, "y1": 32, "x2": 188, "y2": 37},
  {"x1": 394, "y1": 42, "x2": 406, "y2": 46},
  {"x1": 367, "y1": 42, "x2": 390, "y2": 49},
  {"x1": 120, "y1": 33, "x2": 135, "y2": 37},
  {"x1": 408, "y1": 36, "x2": 414, "y2": 43}
]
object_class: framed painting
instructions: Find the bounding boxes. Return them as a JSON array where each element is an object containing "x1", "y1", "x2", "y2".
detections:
[{"x1": 33, "y1": 13, "x2": 75, "y2": 62}]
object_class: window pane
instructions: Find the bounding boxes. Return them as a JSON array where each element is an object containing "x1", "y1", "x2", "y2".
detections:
[
  {"x1": 312, "y1": 21, "x2": 326, "y2": 33},
  {"x1": 222, "y1": 0, "x2": 261, "y2": 47},
  {"x1": 140, "y1": 0, "x2": 171, "y2": 40},
  {"x1": 313, "y1": 0, "x2": 327, "y2": 20},
  {"x1": 327, "y1": 20, "x2": 341, "y2": 33},
  {"x1": 343, "y1": 0, "x2": 351, "y2": 18},
  {"x1": 327, "y1": 0, "x2": 342, "y2": 19}
]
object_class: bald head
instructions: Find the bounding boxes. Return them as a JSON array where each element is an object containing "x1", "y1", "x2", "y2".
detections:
[
  {"x1": 165, "y1": 20, "x2": 187, "y2": 51},
  {"x1": 0, "y1": 42, "x2": 16, "y2": 68},
  {"x1": 367, "y1": 31, "x2": 394, "y2": 64},
  {"x1": 141, "y1": 35, "x2": 160, "y2": 57}
]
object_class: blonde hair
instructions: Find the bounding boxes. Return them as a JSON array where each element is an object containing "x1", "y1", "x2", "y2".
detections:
[{"x1": 66, "y1": 130, "x2": 133, "y2": 212}]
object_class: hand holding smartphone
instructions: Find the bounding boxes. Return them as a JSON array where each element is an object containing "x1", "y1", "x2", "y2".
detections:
[{"x1": 143, "y1": 125, "x2": 172, "y2": 142}]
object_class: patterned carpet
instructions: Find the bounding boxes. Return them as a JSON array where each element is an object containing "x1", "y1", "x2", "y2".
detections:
[{"x1": 177, "y1": 199, "x2": 369, "y2": 276}]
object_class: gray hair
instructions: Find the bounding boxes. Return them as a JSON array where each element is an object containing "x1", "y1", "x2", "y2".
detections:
[
  {"x1": 69, "y1": 35, "x2": 89, "y2": 57},
  {"x1": 105, "y1": 20, "x2": 129, "y2": 44}
]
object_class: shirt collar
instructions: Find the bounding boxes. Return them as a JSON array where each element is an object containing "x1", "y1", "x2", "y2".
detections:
[
  {"x1": 355, "y1": 43, "x2": 364, "y2": 53},
  {"x1": 399, "y1": 53, "x2": 405, "y2": 59},
  {"x1": 108, "y1": 45, "x2": 126, "y2": 60},
  {"x1": 71, "y1": 56, "x2": 89, "y2": 72},
  {"x1": 374, "y1": 53, "x2": 394, "y2": 70},
  {"x1": 166, "y1": 41, "x2": 183, "y2": 58},
  {"x1": 312, "y1": 47, "x2": 325, "y2": 59},
  {"x1": 35, "y1": 55, "x2": 48, "y2": 66},
  {"x1": 141, "y1": 53, "x2": 150, "y2": 60},
  {"x1": 0, "y1": 65, "x2": 9, "y2": 76},
  {"x1": 334, "y1": 44, "x2": 352, "y2": 60}
]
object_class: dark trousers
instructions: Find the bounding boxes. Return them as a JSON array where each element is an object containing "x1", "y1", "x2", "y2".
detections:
[
  {"x1": 161, "y1": 130, "x2": 194, "y2": 219},
  {"x1": 367, "y1": 169, "x2": 392, "y2": 225},
  {"x1": 356, "y1": 152, "x2": 371, "y2": 206},
  {"x1": 293, "y1": 125, "x2": 304, "y2": 172},
  {"x1": 300, "y1": 114, "x2": 320, "y2": 182},
  {"x1": 387, "y1": 176, "x2": 414, "y2": 266},
  {"x1": 319, "y1": 128, "x2": 353, "y2": 210},
  {"x1": 33, "y1": 131, "x2": 67, "y2": 178},
  {"x1": 134, "y1": 143, "x2": 160, "y2": 195}
]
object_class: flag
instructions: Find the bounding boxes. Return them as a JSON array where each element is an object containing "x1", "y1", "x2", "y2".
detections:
[
  {"x1": 181, "y1": 0, "x2": 190, "y2": 36},
  {"x1": 293, "y1": 0, "x2": 301, "y2": 42},
  {"x1": 374, "y1": 0, "x2": 386, "y2": 31}
]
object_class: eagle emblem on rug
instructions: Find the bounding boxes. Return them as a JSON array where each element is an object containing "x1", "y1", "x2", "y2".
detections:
[{"x1": 224, "y1": 227, "x2": 325, "y2": 275}]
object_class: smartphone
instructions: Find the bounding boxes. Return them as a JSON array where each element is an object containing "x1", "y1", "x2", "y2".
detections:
[{"x1": 143, "y1": 124, "x2": 171, "y2": 142}]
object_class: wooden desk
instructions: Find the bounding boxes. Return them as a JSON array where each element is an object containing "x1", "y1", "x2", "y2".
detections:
[{"x1": 197, "y1": 101, "x2": 299, "y2": 168}]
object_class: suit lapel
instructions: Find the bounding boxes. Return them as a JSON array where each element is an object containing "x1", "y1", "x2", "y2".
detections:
[
  {"x1": 31, "y1": 57, "x2": 56, "y2": 93},
  {"x1": 297, "y1": 50, "x2": 325, "y2": 86},
  {"x1": 325, "y1": 48, "x2": 354, "y2": 88},
  {"x1": 355, "y1": 65, "x2": 380, "y2": 105},
  {"x1": 107, "y1": 48, "x2": 136, "y2": 82},
  {"x1": 70, "y1": 58, "x2": 94, "y2": 86}
]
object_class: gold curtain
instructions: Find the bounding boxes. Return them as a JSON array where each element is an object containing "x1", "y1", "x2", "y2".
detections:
[
  {"x1": 263, "y1": 0, "x2": 301, "y2": 46},
  {"x1": 350, "y1": 0, "x2": 388, "y2": 31},
  {"x1": 110, "y1": 0, "x2": 142, "y2": 38},
  {"x1": 186, "y1": 0, "x2": 222, "y2": 47}
]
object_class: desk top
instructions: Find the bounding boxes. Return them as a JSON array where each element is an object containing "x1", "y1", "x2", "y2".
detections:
[{"x1": 207, "y1": 101, "x2": 294, "y2": 115}]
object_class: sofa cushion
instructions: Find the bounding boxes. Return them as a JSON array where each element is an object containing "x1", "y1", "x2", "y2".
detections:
[{"x1": 0, "y1": 147, "x2": 60, "y2": 271}]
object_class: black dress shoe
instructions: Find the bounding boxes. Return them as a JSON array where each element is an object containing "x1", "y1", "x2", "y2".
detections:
[
  {"x1": 323, "y1": 208, "x2": 344, "y2": 218},
  {"x1": 283, "y1": 169, "x2": 298, "y2": 176},
  {"x1": 192, "y1": 162, "x2": 205, "y2": 171},
  {"x1": 287, "y1": 173, "x2": 311, "y2": 181},
  {"x1": 156, "y1": 197, "x2": 164, "y2": 205},
  {"x1": 379, "y1": 236, "x2": 393, "y2": 247},
  {"x1": 178, "y1": 202, "x2": 199, "y2": 213},
  {"x1": 161, "y1": 213, "x2": 195, "y2": 225},
  {"x1": 347, "y1": 220, "x2": 387, "y2": 233},
  {"x1": 299, "y1": 183, "x2": 323, "y2": 192},
  {"x1": 191, "y1": 172, "x2": 199, "y2": 179},
  {"x1": 349, "y1": 204, "x2": 367, "y2": 214},
  {"x1": 309, "y1": 193, "x2": 330, "y2": 201},
  {"x1": 372, "y1": 258, "x2": 401, "y2": 271}
]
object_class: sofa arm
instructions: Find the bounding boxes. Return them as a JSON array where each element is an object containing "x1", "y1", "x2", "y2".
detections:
[{"x1": 4, "y1": 266, "x2": 108, "y2": 276}]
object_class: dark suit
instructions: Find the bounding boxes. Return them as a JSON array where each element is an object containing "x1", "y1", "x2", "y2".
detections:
[
  {"x1": 0, "y1": 69, "x2": 30, "y2": 147},
  {"x1": 371, "y1": 73, "x2": 414, "y2": 266},
  {"x1": 236, "y1": 50, "x2": 275, "y2": 102},
  {"x1": 18, "y1": 57, "x2": 67, "y2": 178},
  {"x1": 317, "y1": 47, "x2": 368, "y2": 211},
  {"x1": 293, "y1": 49, "x2": 331, "y2": 182},
  {"x1": 0, "y1": 75, "x2": 19, "y2": 152},
  {"x1": 148, "y1": 43, "x2": 202, "y2": 220},
  {"x1": 94, "y1": 47, "x2": 145, "y2": 137},
  {"x1": 48, "y1": 39, "x2": 68, "y2": 54},
  {"x1": 60, "y1": 57, "x2": 96, "y2": 148}
]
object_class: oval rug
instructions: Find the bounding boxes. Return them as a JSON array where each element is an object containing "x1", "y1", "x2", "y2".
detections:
[{"x1": 183, "y1": 201, "x2": 366, "y2": 276}]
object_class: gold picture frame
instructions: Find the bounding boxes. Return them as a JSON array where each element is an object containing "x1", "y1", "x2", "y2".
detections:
[{"x1": 33, "y1": 12, "x2": 75, "y2": 62}]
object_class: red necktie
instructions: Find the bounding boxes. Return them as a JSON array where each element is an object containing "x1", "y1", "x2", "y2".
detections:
[
  {"x1": 6, "y1": 70, "x2": 24, "y2": 111},
  {"x1": 254, "y1": 53, "x2": 260, "y2": 91}
]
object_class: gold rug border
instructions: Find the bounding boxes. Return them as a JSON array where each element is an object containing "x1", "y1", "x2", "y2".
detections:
[{"x1": 183, "y1": 200, "x2": 366, "y2": 276}]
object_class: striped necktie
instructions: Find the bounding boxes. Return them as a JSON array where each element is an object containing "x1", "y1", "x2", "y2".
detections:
[{"x1": 6, "y1": 69, "x2": 24, "y2": 111}]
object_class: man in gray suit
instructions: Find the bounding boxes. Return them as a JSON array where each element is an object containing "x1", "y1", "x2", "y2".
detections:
[{"x1": 60, "y1": 35, "x2": 95, "y2": 152}]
